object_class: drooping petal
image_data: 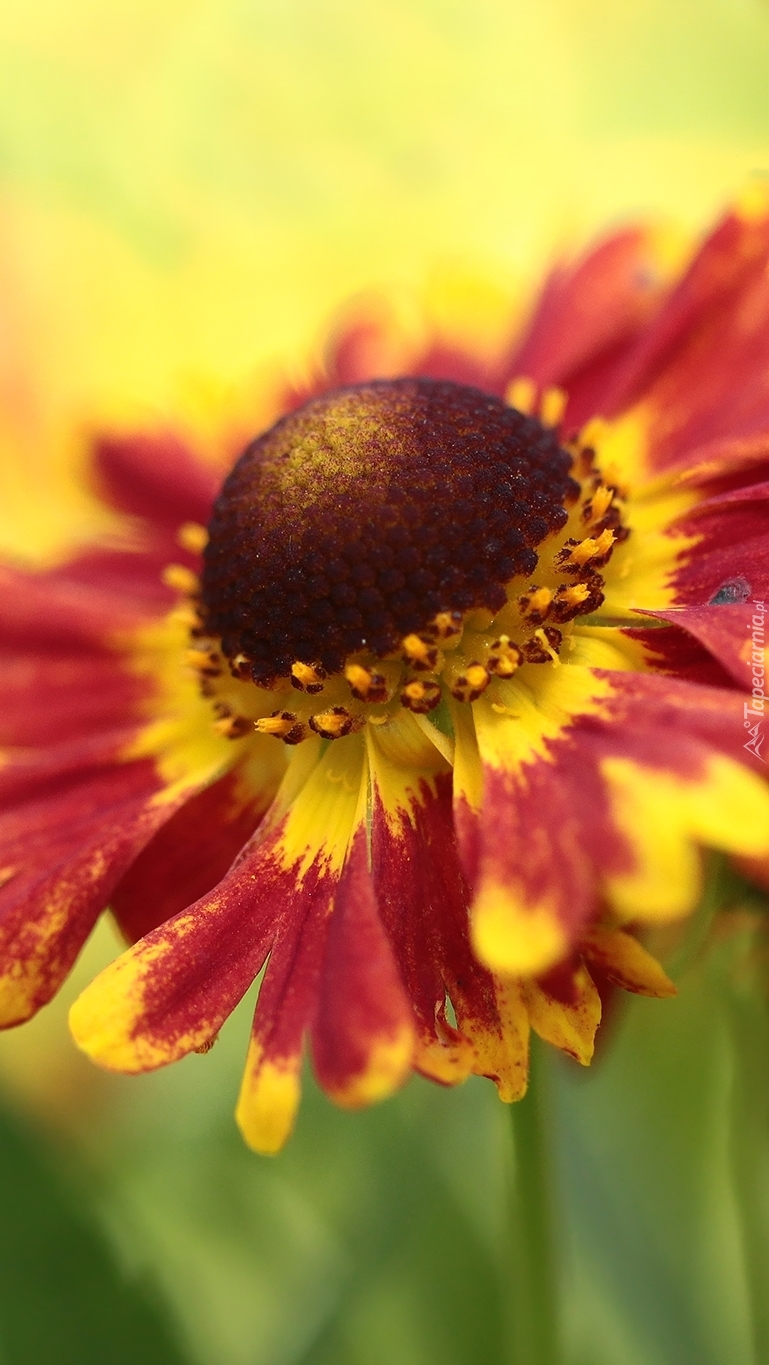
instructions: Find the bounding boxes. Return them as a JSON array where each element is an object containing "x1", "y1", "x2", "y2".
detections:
[
  {"x1": 0, "y1": 750, "x2": 182, "y2": 1026},
  {"x1": 311, "y1": 825, "x2": 415, "y2": 1109},
  {"x1": 110, "y1": 739, "x2": 286, "y2": 942},
  {"x1": 522, "y1": 960, "x2": 602, "y2": 1066},
  {"x1": 367, "y1": 714, "x2": 529, "y2": 1102},
  {"x1": 68, "y1": 740, "x2": 323, "y2": 1073},
  {"x1": 469, "y1": 666, "x2": 619, "y2": 978},
  {"x1": 468, "y1": 663, "x2": 769, "y2": 979},
  {"x1": 236, "y1": 734, "x2": 369, "y2": 1152},
  {"x1": 580, "y1": 926, "x2": 676, "y2": 999}
]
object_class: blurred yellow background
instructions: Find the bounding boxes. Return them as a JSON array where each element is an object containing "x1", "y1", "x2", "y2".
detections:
[{"x1": 2, "y1": 0, "x2": 769, "y2": 554}]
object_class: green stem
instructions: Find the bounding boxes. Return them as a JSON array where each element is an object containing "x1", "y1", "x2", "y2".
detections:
[{"x1": 507, "y1": 1039, "x2": 562, "y2": 1365}]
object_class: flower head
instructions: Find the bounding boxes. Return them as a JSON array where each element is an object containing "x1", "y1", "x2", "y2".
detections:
[{"x1": 2, "y1": 200, "x2": 769, "y2": 1151}]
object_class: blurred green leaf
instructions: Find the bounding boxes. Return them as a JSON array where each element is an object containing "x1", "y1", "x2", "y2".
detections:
[
  {"x1": 0, "y1": 1098, "x2": 191, "y2": 1365},
  {"x1": 551, "y1": 911, "x2": 769, "y2": 1365}
]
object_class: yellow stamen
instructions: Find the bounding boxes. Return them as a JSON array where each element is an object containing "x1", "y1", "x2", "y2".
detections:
[
  {"x1": 587, "y1": 484, "x2": 614, "y2": 523},
  {"x1": 487, "y1": 635, "x2": 523, "y2": 678},
  {"x1": 550, "y1": 580, "x2": 600, "y2": 624},
  {"x1": 427, "y1": 611, "x2": 464, "y2": 647},
  {"x1": 400, "y1": 679, "x2": 442, "y2": 713},
  {"x1": 559, "y1": 528, "x2": 615, "y2": 568},
  {"x1": 540, "y1": 386, "x2": 567, "y2": 429},
  {"x1": 401, "y1": 634, "x2": 440, "y2": 671},
  {"x1": 185, "y1": 646, "x2": 221, "y2": 673},
  {"x1": 309, "y1": 706, "x2": 356, "y2": 739},
  {"x1": 177, "y1": 521, "x2": 209, "y2": 554},
  {"x1": 255, "y1": 711, "x2": 305, "y2": 741},
  {"x1": 344, "y1": 663, "x2": 389, "y2": 703},
  {"x1": 450, "y1": 663, "x2": 490, "y2": 703},
  {"x1": 291, "y1": 660, "x2": 326, "y2": 693},
  {"x1": 518, "y1": 586, "x2": 553, "y2": 623},
  {"x1": 163, "y1": 564, "x2": 199, "y2": 595},
  {"x1": 555, "y1": 583, "x2": 591, "y2": 610},
  {"x1": 504, "y1": 375, "x2": 537, "y2": 415},
  {"x1": 212, "y1": 713, "x2": 253, "y2": 739}
]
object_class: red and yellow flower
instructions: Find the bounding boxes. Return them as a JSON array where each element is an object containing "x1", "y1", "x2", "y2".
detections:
[{"x1": 2, "y1": 197, "x2": 769, "y2": 1152}]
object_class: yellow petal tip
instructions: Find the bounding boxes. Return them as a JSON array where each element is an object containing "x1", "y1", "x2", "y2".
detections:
[{"x1": 471, "y1": 883, "x2": 568, "y2": 976}]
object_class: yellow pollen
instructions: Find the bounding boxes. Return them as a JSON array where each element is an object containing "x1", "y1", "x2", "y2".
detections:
[
  {"x1": 556, "y1": 583, "x2": 591, "y2": 609},
  {"x1": 450, "y1": 663, "x2": 490, "y2": 703},
  {"x1": 427, "y1": 611, "x2": 464, "y2": 646},
  {"x1": 401, "y1": 634, "x2": 440, "y2": 671},
  {"x1": 540, "y1": 386, "x2": 567, "y2": 429},
  {"x1": 559, "y1": 528, "x2": 616, "y2": 568},
  {"x1": 518, "y1": 586, "x2": 553, "y2": 623},
  {"x1": 309, "y1": 706, "x2": 356, "y2": 739},
  {"x1": 487, "y1": 636, "x2": 522, "y2": 677},
  {"x1": 255, "y1": 711, "x2": 305, "y2": 742},
  {"x1": 400, "y1": 679, "x2": 441, "y2": 713},
  {"x1": 586, "y1": 485, "x2": 614, "y2": 522},
  {"x1": 163, "y1": 564, "x2": 200, "y2": 595},
  {"x1": 344, "y1": 663, "x2": 389, "y2": 703},
  {"x1": 549, "y1": 580, "x2": 601, "y2": 623},
  {"x1": 504, "y1": 375, "x2": 537, "y2": 415},
  {"x1": 177, "y1": 521, "x2": 209, "y2": 554},
  {"x1": 290, "y1": 660, "x2": 326, "y2": 693}
]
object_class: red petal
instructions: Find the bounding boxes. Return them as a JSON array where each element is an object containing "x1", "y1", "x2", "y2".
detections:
[
  {"x1": 91, "y1": 432, "x2": 219, "y2": 536},
  {"x1": 311, "y1": 826, "x2": 414, "y2": 1107},
  {"x1": 111, "y1": 762, "x2": 279, "y2": 942},
  {"x1": 603, "y1": 205, "x2": 769, "y2": 468},
  {"x1": 640, "y1": 604, "x2": 763, "y2": 690},
  {"x1": 0, "y1": 755, "x2": 172, "y2": 1025},
  {"x1": 505, "y1": 227, "x2": 672, "y2": 425}
]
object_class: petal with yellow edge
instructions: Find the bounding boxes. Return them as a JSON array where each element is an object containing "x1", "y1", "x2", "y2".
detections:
[
  {"x1": 237, "y1": 733, "x2": 368, "y2": 1152},
  {"x1": 111, "y1": 742, "x2": 286, "y2": 943},
  {"x1": 580, "y1": 927, "x2": 676, "y2": 999},
  {"x1": 0, "y1": 749, "x2": 190, "y2": 1028},
  {"x1": 522, "y1": 960, "x2": 602, "y2": 1067},
  {"x1": 367, "y1": 714, "x2": 528, "y2": 1101},
  {"x1": 311, "y1": 826, "x2": 415, "y2": 1109}
]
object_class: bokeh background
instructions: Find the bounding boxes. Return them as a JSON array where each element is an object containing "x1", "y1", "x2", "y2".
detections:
[{"x1": 2, "y1": 3, "x2": 769, "y2": 1362}]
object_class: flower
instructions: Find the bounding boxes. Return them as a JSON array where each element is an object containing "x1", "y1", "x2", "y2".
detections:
[{"x1": 2, "y1": 196, "x2": 769, "y2": 1153}]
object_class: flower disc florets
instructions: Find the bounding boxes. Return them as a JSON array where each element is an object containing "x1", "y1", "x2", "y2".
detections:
[{"x1": 201, "y1": 378, "x2": 577, "y2": 684}]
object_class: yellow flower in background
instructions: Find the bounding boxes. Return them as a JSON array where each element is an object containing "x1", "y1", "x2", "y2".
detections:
[{"x1": 1, "y1": 198, "x2": 769, "y2": 1153}]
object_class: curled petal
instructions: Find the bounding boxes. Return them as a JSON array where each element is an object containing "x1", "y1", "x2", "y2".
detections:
[
  {"x1": 580, "y1": 927, "x2": 676, "y2": 999},
  {"x1": 522, "y1": 963, "x2": 602, "y2": 1066}
]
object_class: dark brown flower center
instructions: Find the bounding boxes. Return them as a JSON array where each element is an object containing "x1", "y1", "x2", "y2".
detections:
[{"x1": 201, "y1": 377, "x2": 578, "y2": 685}]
